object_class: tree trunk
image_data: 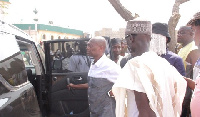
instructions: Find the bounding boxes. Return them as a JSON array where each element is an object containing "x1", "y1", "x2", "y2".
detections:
[
  {"x1": 108, "y1": 0, "x2": 138, "y2": 21},
  {"x1": 168, "y1": 0, "x2": 190, "y2": 52}
]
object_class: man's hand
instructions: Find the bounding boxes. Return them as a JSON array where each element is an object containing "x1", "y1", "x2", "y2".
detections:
[
  {"x1": 108, "y1": 90, "x2": 115, "y2": 97},
  {"x1": 184, "y1": 77, "x2": 196, "y2": 90},
  {"x1": 67, "y1": 83, "x2": 75, "y2": 90},
  {"x1": 67, "y1": 83, "x2": 89, "y2": 90}
]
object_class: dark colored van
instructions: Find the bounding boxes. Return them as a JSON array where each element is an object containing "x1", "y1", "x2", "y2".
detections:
[
  {"x1": 0, "y1": 20, "x2": 98, "y2": 117},
  {"x1": 0, "y1": 20, "x2": 42, "y2": 117}
]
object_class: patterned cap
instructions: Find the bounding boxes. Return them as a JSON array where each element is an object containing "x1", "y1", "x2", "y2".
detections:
[
  {"x1": 125, "y1": 18, "x2": 152, "y2": 36},
  {"x1": 187, "y1": 11, "x2": 200, "y2": 26}
]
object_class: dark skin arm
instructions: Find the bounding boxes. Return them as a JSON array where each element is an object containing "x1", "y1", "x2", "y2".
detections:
[
  {"x1": 67, "y1": 83, "x2": 88, "y2": 90},
  {"x1": 184, "y1": 77, "x2": 196, "y2": 90},
  {"x1": 134, "y1": 91, "x2": 156, "y2": 117},
  {"x1": 133, "y1": 77, "x2": 194, "y2": 117},
  {"x1": 67, "y1": 83, "x2": 114, "y2": 97},
  {"x1": 186, "y1": 49, "x2": 200, "y2": 68}
]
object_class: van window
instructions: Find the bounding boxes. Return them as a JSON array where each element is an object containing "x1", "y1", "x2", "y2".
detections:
[
  {"x1": 0, "y1": 82, "x2": 9, "y2": 95},
  {"x1": 0, "y1": 34, "x2": 27, "y2": 86},
  {"x1": 21, "y1": 51, "x2": 32, "y2": 66}
]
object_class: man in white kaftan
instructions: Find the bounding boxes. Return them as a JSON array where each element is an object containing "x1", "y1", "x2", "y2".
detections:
[
  {"x1": 112, "y1": 18, "x2": 187, "y2": 117},
  {"x1": 113, "y1": 51, "x2": 187, "y2": 117}
]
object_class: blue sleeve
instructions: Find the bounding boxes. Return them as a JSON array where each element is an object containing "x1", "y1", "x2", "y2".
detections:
[
  {"x1": 68, "y1": 56, "x2": 76, "y2": 72},
  {"x1": 174, "y1": 57, "x2": 186, "y2": 76}
]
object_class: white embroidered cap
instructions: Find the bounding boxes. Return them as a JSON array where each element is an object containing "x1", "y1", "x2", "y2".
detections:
[{"x1": 125, "y1": 18, "x2": 152, "y2": 36}]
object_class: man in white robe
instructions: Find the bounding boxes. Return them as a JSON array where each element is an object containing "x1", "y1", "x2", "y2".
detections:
[{"x1": 113, "y1": 18, "x2": 187, "y2": 117}]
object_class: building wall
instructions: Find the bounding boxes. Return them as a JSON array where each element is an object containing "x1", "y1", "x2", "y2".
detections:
[
  {"x1": 14, "y1": 24, "x2": 84, "y2": 43},
  {"x1": 38, "y1": 30, "x2": 81, "y2": 40},
  {"x1": 24, "y1": 30, "x2": 82, "y2": 42},
  {"x1": 95, "y1": 28, "x2": 125, "y2": 39},
  {"x1": 0, "y1": 0, "x2": 10, "y2": 21}
]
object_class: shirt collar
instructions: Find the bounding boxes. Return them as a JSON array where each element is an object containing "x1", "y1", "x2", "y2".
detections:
[{"x1": 92, "y1": 54, "x2": 106, "y2": 67}]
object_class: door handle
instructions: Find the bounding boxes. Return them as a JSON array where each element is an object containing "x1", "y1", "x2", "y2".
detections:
[
  {"x1": 76, "y1": 77, "x2": 82, "y2": 81},
  {"x1": 53, "y1": 77, "x2": 57, "y2": 81}
]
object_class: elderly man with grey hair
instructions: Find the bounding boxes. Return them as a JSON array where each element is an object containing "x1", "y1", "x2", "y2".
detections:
[
  {"x1": 68, "y1": 36, "x2": 121, "y2": 117},
  {"x1": 113, "y1": 18, "x2": 187, "y2": 117}
]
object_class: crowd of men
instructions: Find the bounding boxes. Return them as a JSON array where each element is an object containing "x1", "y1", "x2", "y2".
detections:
[{"x1": 67, "y1": 11, "x2": 200, "y2": 117}]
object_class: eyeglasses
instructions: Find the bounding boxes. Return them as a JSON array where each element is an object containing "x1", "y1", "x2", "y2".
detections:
[
  {"x1": 125, "y1": 34, "x2": 137, "y2": 40},
  {"x1": 125, "y1": 34, "x2": 130, "y2": 39},
  {"x1": 177, "y1": 31, "x2": 187, "y2": 35}
]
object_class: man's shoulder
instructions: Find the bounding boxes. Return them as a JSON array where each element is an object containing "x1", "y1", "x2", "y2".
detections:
[
  {"x1": 121, "y1": 54, "x2": 132, "y2": 60},
  {"x1": 70, "y1": 54, "x2": 87, "y2": 58},
  {"x1": 189, "y1": 49, "x2": 200, "y2": 55},
  {"x1": 99, "y1": 55, "x2": 117, "y2": 66},
  {"x1": 105, "y1": 57, "x2": 121, "y2": 68},
  {"x1": 106, "y1": 57, "x2": 119, "y2": 66},
  {"x1": 128, "y1": 52, "x2": 156, "y2": 64},
  {"x1": 70, "y1": 54, "x2": 79, "y2": 57},
  {"x1": 69, "y1": 55, "x2": 88, "y2": 62},
  {"x1": 187, "y1": 49, "x2": 200, "y2": 61},
  {"x1": 125, "y1": 53, "x2": 169, "y2": 75},
  {"x1": 120, "y1": 54, "x2": 133, "y2": 67},
  {"x1": 166, "y1": 51, "x2": 182, "y2": 59},
  {"x1": 161, "y1": 51, "x2": 184, "y2": 66},
  {"x1": 69, "y1": 55, "x2": 78, "y2": 60},
  {"x1": 99, "y1": 61, "x2": 121, "y2": 74}
]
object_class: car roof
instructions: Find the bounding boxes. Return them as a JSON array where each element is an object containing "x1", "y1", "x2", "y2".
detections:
[{"x1": 0, "y1": 20, "x2": 34, "y2": 42}]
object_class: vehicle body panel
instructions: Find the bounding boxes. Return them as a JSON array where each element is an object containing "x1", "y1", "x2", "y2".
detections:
[{"x1": 0, "y1": 20, "x2": 42, "y2": 117}]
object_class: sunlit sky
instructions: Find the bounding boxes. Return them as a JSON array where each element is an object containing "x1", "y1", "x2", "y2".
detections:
[{"x1": 6, "y1": 0, "x2": 200, "y2": 35}]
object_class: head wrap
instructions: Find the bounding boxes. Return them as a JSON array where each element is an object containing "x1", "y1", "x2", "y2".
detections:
[
  {"x1": 125, "y1": 18, "x2": 152, "y2": 36},
  {"x1": 152, "y1": 22, "x2": 171, "y2": 43},
  {"x1": 150, "y1": 33, "x2": 166, "y2": 55},
  {"x1": 187, "y1": 11, "x2": 200, "y2": 26},
  {"x1": 110, "y1": 38, "x2": 121, "y2": 46}
]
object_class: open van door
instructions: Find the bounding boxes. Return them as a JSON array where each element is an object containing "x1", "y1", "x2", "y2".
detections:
[{"x1": 44, "y1": 39, "x2": 90, "y2": 117}]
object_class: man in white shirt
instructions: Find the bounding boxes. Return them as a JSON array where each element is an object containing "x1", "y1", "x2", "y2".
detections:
[{"x1": 68, "y1": 36, "x2": 121, "y2": 117}]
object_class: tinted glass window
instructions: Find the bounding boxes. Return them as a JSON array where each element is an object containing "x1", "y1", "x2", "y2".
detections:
[
  {"x1": 0, "y1": 82, "x2": 9, "y2": 95},
  {"x1": 0, "y1": 34, "x2": 27, "y2": 86},
  {"x1": 50, "y1": 40, "x2": 93, "y2": 73},
  {"x1": 21, "y1": 51, "x2": 32, "y2": 66}
]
